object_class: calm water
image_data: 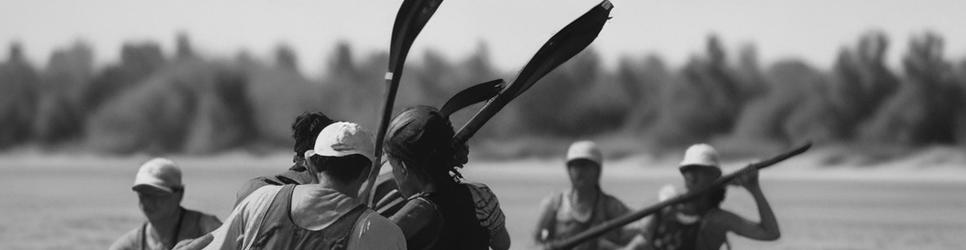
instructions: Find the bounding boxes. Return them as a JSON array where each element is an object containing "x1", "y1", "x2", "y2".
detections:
[{"x1": 1, "y1": 159, "x2": 964, "y2": 249}]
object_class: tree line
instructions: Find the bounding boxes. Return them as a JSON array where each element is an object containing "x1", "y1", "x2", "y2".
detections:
[{"x1": 1, "y1": 31, "x2": 964, "y2": 157}]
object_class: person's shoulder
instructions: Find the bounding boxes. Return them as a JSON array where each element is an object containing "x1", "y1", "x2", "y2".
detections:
[
  {"x1": 195, "y1": 211, "x2": 223, "y2": 232},
  {"x1": 235, "y1": 167, "x2": 310, "y2": 200},
  {"x1": 539, "y1": 190, "x2": 566, "y2": 209},
  {"x1": 702, "y1": 208, "x2": 743, "y2": 229},
  {"x1": 184, "y1": 207, "x2": 220, "y2": 221},
  {"x1": 706, "y1": 208, "x2": 739, "y2": 220},
  {"x1": 250, "y1": 185, "x2": 283, "y2": 199},
  {"x1": 600, "y1": 191, "x2": 624, "y2": 203},
  {"x1": 405, "y1": 196, "x2": 441, "y2": 214},
  {"x1": 235, "y1": 176, "x2": 271, "y2": 204},
  {"x1": 601, "y1": 191, "x2": 629, "y2": 207},
  {"x1": 599, "y1": 191, "x2": 631, "y2": 217},
  {"x1": 236, "y1": 185, "x2": 284, "y2": 214},
  {"x1": 108, "y1": 225, "x2": 142, "y2": 250}
]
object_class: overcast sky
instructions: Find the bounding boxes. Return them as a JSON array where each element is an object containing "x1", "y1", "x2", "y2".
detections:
[{"x1": 1, "y1": 0, "x2": 964, "y2": 74}]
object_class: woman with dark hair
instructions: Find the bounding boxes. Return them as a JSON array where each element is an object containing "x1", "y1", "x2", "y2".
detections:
[{"x1": 383, "y1": 105, "x2": 511, "y2": 250}]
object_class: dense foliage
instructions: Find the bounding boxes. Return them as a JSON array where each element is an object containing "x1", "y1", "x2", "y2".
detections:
[{"x1": 1, "y1": 31, "x2": 964, "y2": 156}]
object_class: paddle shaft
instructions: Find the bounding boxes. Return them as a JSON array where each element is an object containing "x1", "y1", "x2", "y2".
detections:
[
  {"x1": 453, "y1": 92, "x2": 512, "y2": 144},
  {"x1": 362, "y1": 0, "x2": 442, "y2": 206},
  {"x1": 549, "y1": 143, "x2": 811, "y2": 250},
  {"x1": 366, "y1": 75, "x2": 400, "y2": 204}
]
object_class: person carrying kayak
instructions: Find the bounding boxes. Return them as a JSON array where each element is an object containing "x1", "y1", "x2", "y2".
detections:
[
  {"x1": 110, "y1": 158, "x2": 222, "y2": 250},
  {"x1": 382, "y1": 105, "x2": 511, "y2": 250},
  {"x1": 534, "y1": 141, "x2": 634, "y2": 250},
  {"x1": 623, "y1": 144, "x2": 781, "y2": 250}
]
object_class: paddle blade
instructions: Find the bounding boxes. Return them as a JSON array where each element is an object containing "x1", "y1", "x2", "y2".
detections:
[
  {"x1": 388, "y1": 0, "x2": 443, "y2": 76},
  {"x1": 439, "y1": 79, "x2": 506, "y2": 118},
  {"x1": 453, "y1": 0, "x2": 613, "y2": 144},
  {"x1": 365, "y1": 0, "x2": 443, "y2": 207},
  {"x1": 506, "y1": 0, "x2": 613, "y2": 99}
]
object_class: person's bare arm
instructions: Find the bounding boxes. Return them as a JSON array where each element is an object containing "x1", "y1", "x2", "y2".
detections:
[
  {"x1": 618, "y1": 216, "x2": 655, "y2": 250},
  {"x1": 597, "y1": 196, "x2": 636, "y2": 249},
  {"x1": 533, "y1": 195, "x2": 557, "y2": 244},
  {"x1": 722, "y1": 169, "x2": 780, "y2": 241}
]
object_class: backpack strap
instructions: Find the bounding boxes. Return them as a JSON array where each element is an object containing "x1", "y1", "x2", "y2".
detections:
[
  {"x1": 250, "y1": 184, "x2": 297, "y2": 248},
  {"x1": 328, "y1": 204, "x2": 368, "y2": 250},
  {"x1": 139, "y1": 222, "x2": 147, "y2": 250},
  {"x1": 546, "y1": 192, "x2": 564, "y2": 241}
]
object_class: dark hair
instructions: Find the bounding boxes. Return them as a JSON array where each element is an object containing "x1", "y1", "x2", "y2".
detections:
[
  {"x1": 384, "y1": 106, "x2": 467, "y2": 185},
  {"x1": 291, "y1": 112, "x2": 336, "y2": 162},
  {"x1": 307, "y1": 154, "x2": 371, "y2": 183}
]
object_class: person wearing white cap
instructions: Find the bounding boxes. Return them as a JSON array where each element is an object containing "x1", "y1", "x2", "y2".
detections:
[
  {"x1": 198, "y1": 122, "x2": 406, "y2": 250},
  {"x1": 109, "y1": 158, "x2": 222, "y2": 250},
  {"x1": 233, "y1": 112, "x2": 336, "y2": 206},
  {"x1": 534, "y1": 141, "x2": 632, "y2": 250},
  {"x1": 624, "y1": 143, "x2": 781, "y2": 250}
]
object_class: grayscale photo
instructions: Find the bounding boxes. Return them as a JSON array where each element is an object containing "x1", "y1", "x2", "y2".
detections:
[{"x1": 1, "y1": 0, "x2": 964, "y2": 249}]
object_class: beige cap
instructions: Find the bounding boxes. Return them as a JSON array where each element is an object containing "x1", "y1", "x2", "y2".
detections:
[
  {"x1": 132, "y1": 158, "x2": 183, "y2": 193},
  {"x1": 566, "y1": 140, "x2": 602, "y2": 166},
  {"x1": 678, "y1": 143, "x2": 722, "y2": 176},
  {"x1": 304, "y1": 122, "x2": 375, "y2": 163}
]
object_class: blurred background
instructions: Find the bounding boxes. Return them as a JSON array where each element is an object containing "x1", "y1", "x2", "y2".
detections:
[
  {"x1": 2, "y1": 0, "x2": 966, "y2": 249},
  {"x1": 2, "y1": 0, "x2": 966, "y2": 159},
  {"x1": 1, "y1": 0, "x2": 966, "y2": 159}
]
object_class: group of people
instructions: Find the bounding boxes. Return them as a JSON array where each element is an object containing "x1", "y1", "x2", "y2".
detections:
[
  {"x1": 109, "y1": 107, "x2": 781, "y2": 250},
  {"x1": 533, "y1": 142, "x2": 781, "y2": 250}
]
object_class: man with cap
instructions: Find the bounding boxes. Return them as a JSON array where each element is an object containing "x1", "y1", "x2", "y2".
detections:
[
  {"x1": 110, "y1": 158, "x2": 222, "y2": 250},
  {"x1": 200, "y1": 122, "x2": 406, "y2": 250},
  {"x1": 233, "y1": 112, "x2": 336, "y2": 206},
  {"x1": 534, "y1": 141, "x2": 633, "y2": 250},
  {"x1": 623, "y1": 143, "x2": 781, "y2": 250}
]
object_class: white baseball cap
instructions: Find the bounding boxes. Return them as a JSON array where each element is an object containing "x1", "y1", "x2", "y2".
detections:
[
  {"x1": 566, "y1": 140, "x2": 603, "y2": 166},
  {"x1": 678, "y1": 143, "x2": 722, "y2": 176},
  {"x1": 132, "y1": 158, "x2": 183, "y2": 193},
  {"x1": 304, "y1": 122, "x2": 375, "y2": 163}
]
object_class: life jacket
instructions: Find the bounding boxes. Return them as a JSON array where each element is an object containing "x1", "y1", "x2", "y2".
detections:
[
  {"x1": 137, "y1": 208, "x2": 208, "y2": 250},
  {"x1": 391, "y1": 194, "x2": 443, "y2": 250},
  {"x1": 426, "y1": 183, "x2": 491, "y2": 250},
  {"x1": 544, "y1": 189, "x2": 608, "y2": 250},
  {"x1": 248, "y1": 184, "x2": 366, "y2": 250},
  {"x1": 647, "y1": 206, "x2": 731, "y2": 250}
]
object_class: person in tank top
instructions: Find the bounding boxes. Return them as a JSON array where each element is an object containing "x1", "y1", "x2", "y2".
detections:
[
  {"x1": 534, "y1": 141, "x2": 633, "y2": 250},
  {"x1": 382, "y1": 106, "x2": 511, "y2": 250},
  {"x1": 623, "y1": 144, "x2": 781, "y2": 250}
]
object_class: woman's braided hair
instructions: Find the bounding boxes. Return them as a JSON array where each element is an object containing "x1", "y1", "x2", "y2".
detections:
[{"x1": 384, "y1": 106, "x2": 469, "y2": 184}]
